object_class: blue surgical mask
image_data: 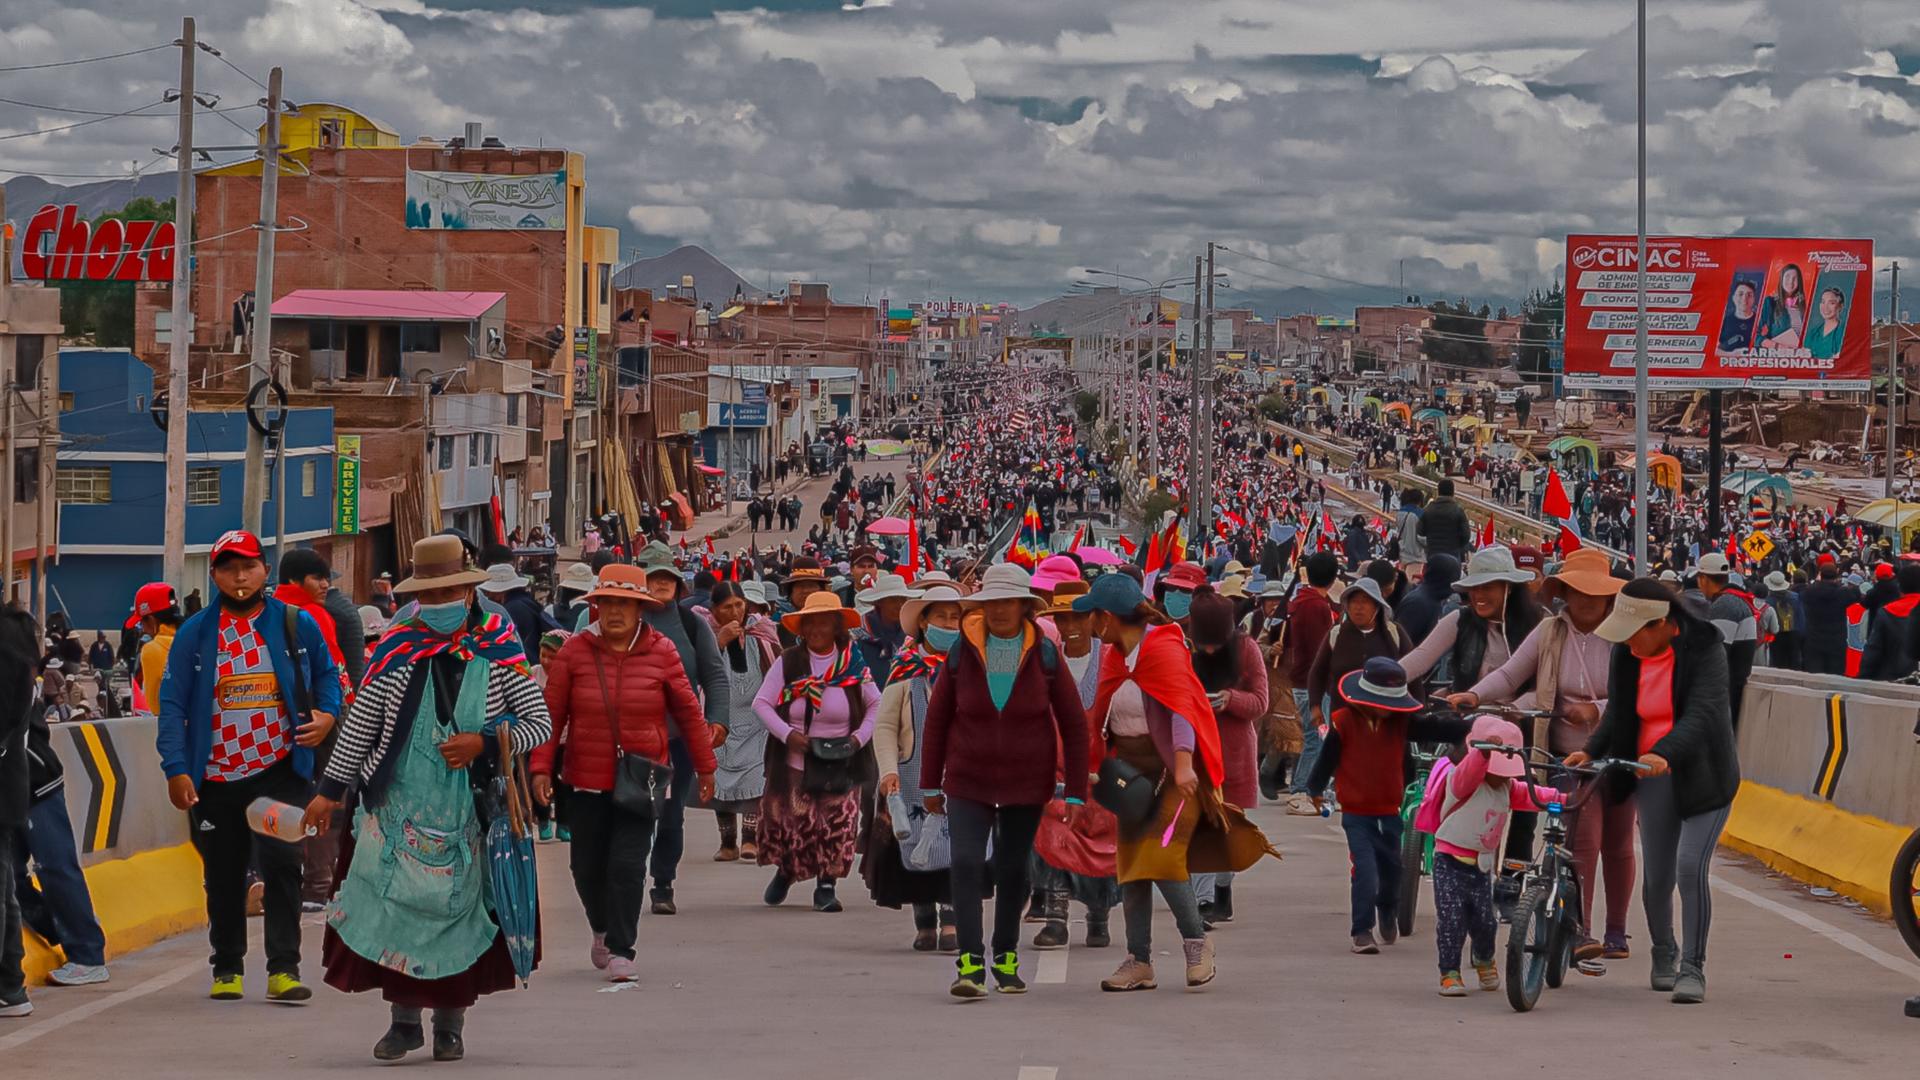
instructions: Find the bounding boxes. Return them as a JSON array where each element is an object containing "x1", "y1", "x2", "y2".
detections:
[
  {"x1": 1163, "y1": 590, "x2": 1194, "y2": 619},
  {"x1": 923, "y1": 625, "x2": 960, "y2": 652},
  {"x1": 418, "y1": 600, "x2": 468, "y2": 634}
]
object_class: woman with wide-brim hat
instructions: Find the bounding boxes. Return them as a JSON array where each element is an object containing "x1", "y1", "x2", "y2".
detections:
[
  {"x1": 530, "y1": 564, "x2": 717, "y2": 983},
  {"x1": 750, "y1": 591, "x2": 880, "y2": 913},
  {"x1": 919, "y1": 563, "x2": 1090, "y2": 998},
  {"x1": 1449, "y1": 546, "x2": 1635, "y2": 966},
  {"x1": 703, "y1": 580, "x2": 781, "y2": 863},
  {"x1": 864, "y1": 583, "x2": 966, "y2": 951},
  {"x1": 302, "y1": 534, "x2": 553, "y2": 1063}
]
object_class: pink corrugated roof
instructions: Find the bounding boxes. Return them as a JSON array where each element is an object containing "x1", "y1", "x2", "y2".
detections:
[{"x1": 271, "y1": 289, "x2": 505, "y2": 322}]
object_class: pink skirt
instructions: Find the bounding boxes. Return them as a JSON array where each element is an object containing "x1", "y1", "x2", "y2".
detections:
[{"x1": 756, "y1": 769, "x2": 861, "y2": 881}]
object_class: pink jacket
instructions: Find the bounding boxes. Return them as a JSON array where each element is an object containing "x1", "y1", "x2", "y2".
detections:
[{"x1": 1432, "y1": 748, "x2": 1563, "y2": 861}]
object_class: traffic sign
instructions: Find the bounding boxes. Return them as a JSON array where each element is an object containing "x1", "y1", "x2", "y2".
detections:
[{"x1": 1741, "y1": 531, "x2": 1774, "y2": 562}]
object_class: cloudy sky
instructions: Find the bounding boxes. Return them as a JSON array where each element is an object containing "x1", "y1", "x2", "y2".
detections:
[{"x1": 4, "y1": 0, "x2": 1919, "y2": 310}]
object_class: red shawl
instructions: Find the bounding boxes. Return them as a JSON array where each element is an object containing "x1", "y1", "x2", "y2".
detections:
[{"x1": 1088, "y1": 623, "x2": 1225, "y2": 784}]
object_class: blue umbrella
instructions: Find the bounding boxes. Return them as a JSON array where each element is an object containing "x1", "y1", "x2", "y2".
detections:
[{"x1": 486, "y1": 723, "x2": 539, "y2": 985}]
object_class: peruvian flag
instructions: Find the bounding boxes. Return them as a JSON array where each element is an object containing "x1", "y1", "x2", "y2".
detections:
[
  {"x1": 1066, "y1": 524, "x2": 1085, "y2": 552},
  {"x1": 1478, "y1": 515, "x2": 1497, "y2": 549},
  {"x1": 1115, "y1": 533, "x2": 1138, "y2": 556},
  {"x1": 904, "y1": 506, "x2": 922, "y2": 584}
]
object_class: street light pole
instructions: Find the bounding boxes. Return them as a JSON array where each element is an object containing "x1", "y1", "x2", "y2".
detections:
[
  {"x1": 1632, "y1": 0, "x2": 1650, "y2": 573},
  {"x1": 1889, "y1": 261, "x2": 1902, "y2": 553}
]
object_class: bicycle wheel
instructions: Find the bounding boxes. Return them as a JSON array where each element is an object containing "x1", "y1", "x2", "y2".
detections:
[
  {"x1": 1396, "y1": 822, "x2": 1424, "y2": 937},
  {"x1": 1504, "y1": 880, "x2": 1552, "y2": 1012},
  {"x1": 1889, "y1": 827, "x2": 1920, "y2": 959},
  {"x1": 1544, "y1": 896, "x2": 1573, "y2": 989}
]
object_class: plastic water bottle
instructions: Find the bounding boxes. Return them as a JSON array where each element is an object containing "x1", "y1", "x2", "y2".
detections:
[
  {"x1": 887, "y1": 792, "x2": 913, "y2": 840},
  {"x1": 247, "y1": 797, "x2": 316, "y2": 842}
]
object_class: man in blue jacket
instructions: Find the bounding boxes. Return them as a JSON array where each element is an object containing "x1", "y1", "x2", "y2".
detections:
[{"x1": 157, "y1": 530, "x2": 342, "y2": 1004}]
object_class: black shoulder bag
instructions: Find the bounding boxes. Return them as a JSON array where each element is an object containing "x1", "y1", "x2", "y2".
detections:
[
  {"x1": 780, "y1": 648, "x2": 870, "y2": 795},
  {"x1": 589, "y1": 647, "x2": 671, "y2": 818}
]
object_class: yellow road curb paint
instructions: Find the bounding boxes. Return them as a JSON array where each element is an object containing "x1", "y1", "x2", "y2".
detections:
[
  {"x1": 21, "y1": 843, "x2": 205, "y2": 985},
  {"x1": 1720, "y1": 780, "x2": 1910, "y2": 916}
]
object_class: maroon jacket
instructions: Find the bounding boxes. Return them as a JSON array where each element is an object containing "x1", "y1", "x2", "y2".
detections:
[
  {"x1": 920, "y1": 616, "x2": 1090, "y2": 807},
  {"x1": 1286, "y1": 586, "x2": 1335, "y2": 686},
  {"x1": 532, "y1": 625, "x2": 716, "y2": 790},
  {"x1": 1209, "y1": 633, "x2": 1269, "y2": 808}
]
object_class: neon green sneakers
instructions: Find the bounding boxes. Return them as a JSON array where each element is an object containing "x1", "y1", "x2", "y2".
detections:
[
  {"x1": 266, "y1": 973, "x2": 313, "y2": 1003},
  {"x1": 209, "y1": 975, "x2": 243, "y2": 1001},
  {"x1": 950, "y1": 953, "x2": 988, "y2": 999}
]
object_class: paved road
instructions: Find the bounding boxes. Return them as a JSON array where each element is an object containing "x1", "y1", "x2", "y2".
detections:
[
  {"x1": 8, "y1": 802, "x2": 1918, "y2": 1077},
  {"x1": 662, "y1": 452, "x2": 918, "y2": 556}
]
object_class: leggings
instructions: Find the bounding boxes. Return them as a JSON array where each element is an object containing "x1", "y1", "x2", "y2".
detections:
[
  {"x1": 1568, "y1": 793, "x2": 1637, "y2": 940},
  {"x1": 1431, "y1": 855, "x2": 1497, "y2": 974},
  {"x1": 1121, "y1": 879, "x2": 1206, "y2": 963},
  {"x1": 1636, "y1": 775, "x2": 1730, "y2": 967},
  {"x1": 946, "y1": 797, "x2": 1043, "y2": 958}
]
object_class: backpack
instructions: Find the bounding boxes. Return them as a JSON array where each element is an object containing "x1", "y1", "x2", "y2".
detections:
[{"x1": 1412, "y1": 756, "x2": 1456, "y2": 835}]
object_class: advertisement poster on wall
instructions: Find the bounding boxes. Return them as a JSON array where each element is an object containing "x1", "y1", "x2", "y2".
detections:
[
  {"x1": 404, "y1": 169, "x2": 567, "y2": 230},
  {"x1": 1562, "y1": 234, "x2": 1874, "y2": 390}
]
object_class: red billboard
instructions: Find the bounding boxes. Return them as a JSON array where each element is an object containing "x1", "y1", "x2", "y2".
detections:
[
  {"x1": 1563, "y1": 234, "x2": 1874, "y2": 390},
  {"x1": 19, "y1": 203, "x2": 176, "y2": 282}
]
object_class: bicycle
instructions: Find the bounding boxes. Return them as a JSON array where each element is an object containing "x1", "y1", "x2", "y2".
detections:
[
  {"x1": 1395, "y1": 741, "x2": 1447, "y2": 938},
  {"x1": 1469, "y1": 741, "x2": 1648, "y2": 1013},
  {"x1": 1444, "y1": 699, "x2": 1564, "y2": 920}
]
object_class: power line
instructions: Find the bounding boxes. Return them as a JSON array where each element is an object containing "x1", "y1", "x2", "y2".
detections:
[
  {"x1": 0, "y1": 43, "x2": 171, "y2": 73},
  {"x1": 0, "y1": 100, "x2": 172, "y2": 142}
]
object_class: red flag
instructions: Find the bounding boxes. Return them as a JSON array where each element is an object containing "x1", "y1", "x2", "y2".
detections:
[
  {"x1": 1556, "y1": 523, "x2": 1582, "y2": 555},
  {"x1": 1542, "y1": 469, "x2": 1573, "y2": 520},
  {"x1": 728, "y1": 559, "x2": 740, "y2": 582},
  {"x1": 1067, "y1": 524, "x2": 1085, "y2": 552},
  {"x1": 1725, "y1": 534, "x2": 1739, "y2": 565},
  {"x1": 1115, "y1": 534, "x2": 1138, "y2": 556},
  {"x1": 1478, "y1": 515, "x2": 1496, "y2": 549},
  {"x1": 1142, "y1": 532, "x2": 1166, "y2": 575},
  {"x1": 904, "y1": 507, "x2": 922, "y2": 584}
]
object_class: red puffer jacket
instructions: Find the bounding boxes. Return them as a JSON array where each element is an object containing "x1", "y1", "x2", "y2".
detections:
[{"x1": 531, "y1": 625, "x2": 715, "y2": 790}]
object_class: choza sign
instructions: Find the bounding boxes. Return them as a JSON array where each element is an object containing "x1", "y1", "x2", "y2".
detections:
[{"x1": 20, "y1": 203, "x2": 176, "y2": 281}]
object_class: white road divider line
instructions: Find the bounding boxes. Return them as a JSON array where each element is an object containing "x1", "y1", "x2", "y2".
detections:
[
  {"x1": 0, "y1": 956, "x2": 202, "y2": 1051},
  {"x1": 1712, "y1": 873, "x2": 1920, "y2": 984},
  {"x1": 1036, "y1": 943, "x2": 1069, "y2": 984},
  {"x1": 1017, "y1": 1067, "x2": 1059, "y2": 1080}
]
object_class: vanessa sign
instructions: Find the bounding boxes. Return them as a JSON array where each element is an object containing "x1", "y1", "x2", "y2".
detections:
[{"x1": 20, "y1": 204, "x2": 176, "y2": 282}]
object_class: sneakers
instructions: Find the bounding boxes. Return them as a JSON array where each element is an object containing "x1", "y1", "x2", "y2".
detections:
[
  {"x1": 1376, "y1": 913, "x2": 1398, "y2": 946},
  {"x1": 555, "y1": 825, "x2": 572, "y2": 843},
  {"x1": 937, "y1": 926, "x2": 958, "y2": 954},
  {"x1": 0, "y1": 989, "x2": 31, "y2": 1018},
  {"x1": 950, "y1": 954, "x2": 988, "y2": 999},
  {"x1": 1670, "y1": 961, "x2": 1705, "y2": 1004},
  {"x1": 1183, "y1": 936, "x2": 1215, "y2": 988},
  {"x1": 1100, "y1": 956, "x2": 1158, "y2": 992},
  {"x1": 47, "y1": 962, "x2": 110, "y2": 986},
  {"x1": 300, "y1": 900, "x2": 325, "y2": 914},
  {"x1": 1084, "y1": 911, "x2": 1112, "y2": 949},
  {"x1": 538, "y1": 820, "x2": 556, "y2": 843},
  {"x1": 812, "y1": 882, "x2": 843, "y2": 913},
  {"x1": 1023, "y1": 890, "x2": 1048, "y2": 923},
  {"x1": 210, "y1": 974, "x2": 244, "y2": 1001},
  {"x1": 607, "y1": 956, "x2": 638, "y2": 983},
  {"x1": 266, "y1": 973, "x2": 312, "y2": 1003},
  {"x1": 650, "y1": 886, "x2": 677, "y2": 916},
  {"x1": 373, "y1": 1023, "x2": 424, "y2": 1061},
  {"x1": 1649, "y1": 944, "x2": 1679, "y2": 992},
  {"x1": 1573, "y1": 936, "x2": 1604, "y2": 961},
  {"x1": 764, "y1": 872, "x2": 793, "y2": 906},
  {"x1": 1284, "y1": 794, "x2": 1322, "y2": 817},
  {"x1": 1472, "y1": 960, "x2": 1500, "y2": 991},
  {"x1": 1213, "y1": 885, "x2": 1235, "y2": 924},
  {"x1": 1351, "y1": 932, "x2": 1380, "y2": 955},
  {"x1": 1602, "y1": 933, "x2": 1631, "y2": 960},
  {"x1": 1438, "y1": 971, "x2": 1469, "y2": 997},
  {"x1": 590, "y1": 933, "x2": 611, "y2": 970},
  {"x1": 714, "y1": 844, "x2": 739, "y2": 862},
  {"x1": 991, "y1": 952, "x2": 1028, "y2": 994}
]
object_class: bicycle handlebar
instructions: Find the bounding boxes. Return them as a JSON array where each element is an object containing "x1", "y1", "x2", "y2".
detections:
[{"x1": 1466, "y1": 742, "x2": 1652, "y2": 812}]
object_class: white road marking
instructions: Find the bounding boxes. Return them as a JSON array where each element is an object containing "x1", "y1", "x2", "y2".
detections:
[
  {"x1": 1712, "y1": 873, "x2": 1920, "y2": 984},
  {"x1": 1017, "y1": 1067, "x2": 1059, "y2": 1080},
  {"x1": 0, "y1": 956, "x2": 202, "y2": 1051},
  {"x1": 1036, "y1": 944, "x2": 1070, "y2": 984}
]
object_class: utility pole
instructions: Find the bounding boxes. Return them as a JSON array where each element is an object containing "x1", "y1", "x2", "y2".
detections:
[
  {"x1": 1631, "y1": 0, "x2": 1650, "y2": 573},
  {"x1": 275, "y1": 347, "x2": 289, "y2": 568},
  {"x1": 1188, "y1": 257, "x2": 1202, "y2": 527},
  {"x1": 1200, "y1": 241, "x2": 1217, "y2": 543},
  {"x1": 1, "y1": 373, "x2": 12, "y2": 606},
  {"x1": 1890, "y1": 261, "x2": 1902, "y2": 554},
  {"x1": 163, "y1": 17, "x2": 195, "y2": 588},
  {"x1": 242, "y1": 67, "x2": 282, "y2": 559}
]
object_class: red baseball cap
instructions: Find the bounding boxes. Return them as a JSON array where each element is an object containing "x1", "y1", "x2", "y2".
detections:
[
  {"x1": 1504, "y1": 543, "x2": 1546, "y2": 572},
  {"x1": 1816, "y1": 553, "x2": 1837, "y2": 568},
  {"x1": 125, "y1": 582, "x2": 177, "y2": 629},
  {"x1": 211, "y1": 529, "x2": 263, "y2": 563},
  {"x1": 1876, "y1": 563, "x2": 1895, "y2": 580}
]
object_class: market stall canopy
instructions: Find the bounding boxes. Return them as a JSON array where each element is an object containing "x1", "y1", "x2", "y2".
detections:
[
  {"x1": 1721, "y1": 470, "x2": 1792, "y2": 499},
  {"x1": 1382, "y1": 400, "x2": 1413, "y2": 421},
  {"x1": 1850, "y1": 498, "x2": 1920, "y2": 529},
  {"x1": 1361, "y1": 395, "x2": 1385, "y2": 415},
  {"x1": 1485, "y1": 442, "x2": 1526, "y2": 460},
  {"x1": 1618, "y1": 452, "x2": 1683, "y2": 491},
  {"x1": 1452, "y1": 415, "x2": 1484, "y2": 429},
  {"x1": 1547, "y1": 435, "x2": 1600, "y2": 468},
  {"x1": 1414, "y1": 407, "x2": 1449, "y2": 423}
]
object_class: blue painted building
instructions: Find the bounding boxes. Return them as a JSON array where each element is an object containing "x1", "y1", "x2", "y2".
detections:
[{"x1": 51, "y1": 349, "x2": 336, "y2": 630}]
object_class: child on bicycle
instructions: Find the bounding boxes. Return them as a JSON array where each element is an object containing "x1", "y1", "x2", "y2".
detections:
[
  {"x1": 1305, "y1": 657, "x2": 1471, "y2": 954},
  {"x1": 1430, "y1": 715, "x2": 1562, "y2": 996}
]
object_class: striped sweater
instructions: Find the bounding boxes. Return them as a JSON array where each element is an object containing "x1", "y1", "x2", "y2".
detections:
[{"x1": 317, "y1": 657, "x2": 551, "y2": 801}]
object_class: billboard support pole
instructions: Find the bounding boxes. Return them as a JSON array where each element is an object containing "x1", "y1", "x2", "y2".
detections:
[
  {"x1": 1707, "y1": 389, "x2": 1723, "y2": 543},
  {"x1": 1890, "y1": 261, "x2": 1902, "y2": 555},
  {"x1": 1632, "y1": 0, "x2": 1650, "y2": 574}
]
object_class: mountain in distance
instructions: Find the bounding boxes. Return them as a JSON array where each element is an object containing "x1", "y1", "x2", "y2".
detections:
[
  {"x1": 613, "y1": 244, "x2": 764, "y2": 304},
  {"x1": 4, "y1": 173, "x2": 177, "y2": 276}
]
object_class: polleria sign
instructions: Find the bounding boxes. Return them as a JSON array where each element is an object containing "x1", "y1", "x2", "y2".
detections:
[{"x1": 19, "y1": 204, "x2": 177, "y2": 281}]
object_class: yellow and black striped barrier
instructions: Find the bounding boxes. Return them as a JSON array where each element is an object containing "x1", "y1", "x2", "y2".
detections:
[
  {"x1": 66, "y1": 721, "x2": 129, "y2": 854},
  {"x1": 1812, "y1": 693, "x2": 1849, "y2": 802}
]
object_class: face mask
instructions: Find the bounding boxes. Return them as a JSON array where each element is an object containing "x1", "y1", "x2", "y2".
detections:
[
  {"x1": 923, "y1": 625, "x2": 960, "y2": 652},
  {"x1": 418, "y1": 600, "x2": 468, "y2": 635},
  {"x1": 1163, "y1": 590, "x2": 1193, "y2": 619}
]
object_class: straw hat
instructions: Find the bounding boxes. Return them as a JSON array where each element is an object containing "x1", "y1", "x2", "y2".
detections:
[
  {"x1": 1216, "y1": 575, "x2": 1248, "y2": 599},
  {"x1": 1547, "y1": 548, "x2": 1624, "y2": 598},
  {"x1": 393, "y1": 534, "x2": 491, "y2": 594},
  {"x1": 780, "y1": 591, "x2": 863, "y2": 634},
  {"x1": 901, "y1": 584, "x2": 967, "y2": 636},
  {"x1": 582, "y1": 564, "x2": 663, "y2": 606}
]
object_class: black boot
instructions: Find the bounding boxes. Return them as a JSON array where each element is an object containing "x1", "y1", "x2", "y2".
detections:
[
  {"x1": 764, "y1": 872, "x2": 793, "y2": 906},
  {"x1": 431, "y1": 1008, "x2": 466, "y2": 1061},
  {"x1": 375, "y1": 1007, "x2": 426, "y2": 1062},
  {"x1": 1084, "y1": 906, "x2": 1112, "y2": 948},
  {"x1": 1023, "y1": 887, "x2": 1047, "y2": 923},
  {"x1": 1214, "y1": 884, "x2": 1235, "y2": 924},
  {"x1": 813, "y1": 876, "x2": 843, "y2": 913},
  {"x1": 1033, "y1": 890, "x2": 1069, "y2": 950},
  {"x1": 650, "y1": 884, "x2": 677, "y2": 916}
]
